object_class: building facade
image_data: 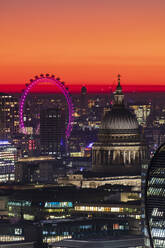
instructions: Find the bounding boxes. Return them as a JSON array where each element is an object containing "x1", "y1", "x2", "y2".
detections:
[
  {"x1": 15, "y1": 156, "x2": 66, "y2": 184},
  {"x1": 6, "y1": 186, "x2": 142, "y2": 246},
  {"x1": 145, "y1": 142, "x2": 165, "y2": 248},
  {"x1": 0, "y1": 93, "x2": 19, "y2": 140},
  {"x1": 40, "y1": 108, "x2": 65, "y2": 156},
  {"x1": 0, "y1": 141, "x2": 17, "y2": 183}
]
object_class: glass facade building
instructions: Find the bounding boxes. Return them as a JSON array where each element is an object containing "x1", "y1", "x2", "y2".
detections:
[
  {"x1": 40, "y1": 108, "x2": 65, "y2": 156},
  {"x1": 145, "y1": 143, "x2": 165, "y2": 248},
  {"x1": 0, "y1": 141, "x2": 17, "y2": 182}
]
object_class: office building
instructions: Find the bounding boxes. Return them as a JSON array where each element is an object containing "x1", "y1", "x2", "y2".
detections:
[
  {"x1": 0, "y1": 141, "x2": 17, "y2": 183},
  {"x1": 0, "y1": 93, "x2": 19, "y2": 140},
  {"x1": 40, "y1": 108, "x2": 65, "y2": 156},
  {"x1": 145, "y1": 142, "x2": 165, "y2": 248},
  {"x1": 15, "y1": 156, "x2": 66, "y2": 184}
]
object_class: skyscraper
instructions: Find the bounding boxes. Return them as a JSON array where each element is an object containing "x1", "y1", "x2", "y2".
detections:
[
  {"x1": 80, "y1": 85, "x2": 88, "y2": 123},
  {"x1": 40, "y1": 108, "x2": 65, "y2": 156},
  {"x1": 145, "y1": 143, "x2": 165, "y2": 248},
  {"x1": 0, "y1": 140, "x2": 17, "y2": 183},
  {"x1": 0, "y1": 93, "x2": 19, "y2": 140}
]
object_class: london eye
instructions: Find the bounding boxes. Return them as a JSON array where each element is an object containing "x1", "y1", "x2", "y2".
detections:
[{"x1": 19, "y1": 74, "x2": 74, "y2": 139}]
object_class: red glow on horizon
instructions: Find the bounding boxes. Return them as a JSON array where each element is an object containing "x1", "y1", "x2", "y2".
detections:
[
  {"x1": 1, "y1": 84, "x2": 165, "y2": 94},
  {"x1": 0, "y1": 1, "x2": 165, "y2": 90}
]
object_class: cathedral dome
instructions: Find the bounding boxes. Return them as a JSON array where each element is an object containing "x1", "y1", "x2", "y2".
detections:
[
  {"x1": 92, "y1": 75, "x2": 146, "y2": 175},
  {"x1": 101, "y1": 107, "x2": 139, "y2": 130},
  {"x1": 101, "y1": 74, "x2": 139, "y2": 131}
]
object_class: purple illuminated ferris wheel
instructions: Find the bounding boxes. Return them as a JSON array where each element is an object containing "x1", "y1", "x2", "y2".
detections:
[{"x1": 19, "y1": 74, "x2": 74, "y2": 139}]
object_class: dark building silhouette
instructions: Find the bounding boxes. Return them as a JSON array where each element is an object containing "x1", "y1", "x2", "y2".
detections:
[
  {"x1": 80, "y1": 86, "x2": 87, "y2": 122},
  {"x1": 81, "y1": 85, "x2": 87, "y2": 108},
  {"x1": 40, "y1": 108, "x2": 65, "y2": 156},
  {"x1": 145, "y1": 143, "x2": 165, "y2": 248}
]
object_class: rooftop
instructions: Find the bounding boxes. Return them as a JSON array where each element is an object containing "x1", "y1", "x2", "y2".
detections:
[{"x1": 50, "y1": 236, "x2": 144, "y2": 248}]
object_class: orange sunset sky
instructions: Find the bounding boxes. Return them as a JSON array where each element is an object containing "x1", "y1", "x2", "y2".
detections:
[{"x1": 0, "y1": 0, "x2": 165, "y2": 92}]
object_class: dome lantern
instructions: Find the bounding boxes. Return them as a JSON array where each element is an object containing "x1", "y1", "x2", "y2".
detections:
[{"x1": 113, "y1": 74, "x2": 124, "y2": 106}]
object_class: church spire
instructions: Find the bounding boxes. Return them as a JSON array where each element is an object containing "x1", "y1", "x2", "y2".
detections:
[{"x1": 113, "y1": 74, "x2": 124, "y2": 106}]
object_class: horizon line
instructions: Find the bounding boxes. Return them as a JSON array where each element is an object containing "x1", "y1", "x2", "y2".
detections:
[{"x1": 1, "y1": 84, "x2": 165, "y2": 94}]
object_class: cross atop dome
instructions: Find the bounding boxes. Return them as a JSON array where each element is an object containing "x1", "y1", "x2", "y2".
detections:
[
  {"x1": 116, "y1": 74, "x2": 122, "y2": 92},
  {"x1": 118, "y1": 74, "x2": 121, "y2": 85},
  {"x1": 113, "y1": 74, "x2": 124, "y2": 106}
]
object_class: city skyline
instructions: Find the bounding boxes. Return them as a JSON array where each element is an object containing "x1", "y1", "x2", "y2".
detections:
[
  {"x1": 1, "y1": 0, "x2": 165, "y2": 93},
  {"x1": 1, "y1": 1, "x2": 165, "y2": 247}
]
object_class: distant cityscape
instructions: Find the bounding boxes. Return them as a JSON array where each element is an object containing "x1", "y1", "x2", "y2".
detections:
[{"x1": 0, "y1": 75, "x2": 165, "y2": 247}]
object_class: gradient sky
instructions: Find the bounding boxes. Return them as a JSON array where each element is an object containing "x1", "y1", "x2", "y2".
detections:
[{"x1": 0, "y1": 0, "x2": 165, "y2": 92}]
